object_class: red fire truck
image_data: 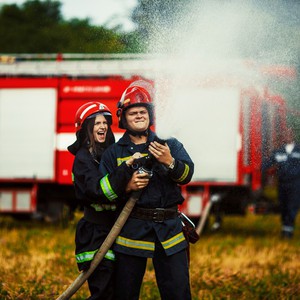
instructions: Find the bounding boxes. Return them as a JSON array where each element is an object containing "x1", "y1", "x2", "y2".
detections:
[
  {"x1": 153, "y1": 59, "x2": 297, "y2": 230},
  {"x1": 0, "y1": 54, "x2": 296, "y2": 226}
]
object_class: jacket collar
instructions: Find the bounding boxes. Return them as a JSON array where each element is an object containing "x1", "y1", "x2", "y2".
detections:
[{"x1": 118, "y1": 129, "x2": 156, "y2": 146}]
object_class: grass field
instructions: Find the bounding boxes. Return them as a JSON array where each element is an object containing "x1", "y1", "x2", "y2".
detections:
[{"x1": 1, "y1": 211, "x2": 300, "y2": 300}]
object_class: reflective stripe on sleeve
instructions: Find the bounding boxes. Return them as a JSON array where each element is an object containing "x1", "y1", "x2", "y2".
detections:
[
  {"x1": 175, "y1": 164, "x2": 190, "y2": 183},
  {"x1": 100, "y1": 174, "x2": 118, "y2": 201}
]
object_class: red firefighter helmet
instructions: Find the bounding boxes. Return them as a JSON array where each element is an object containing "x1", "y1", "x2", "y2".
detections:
[
  {"x1": 75, "y1": 101, "x2": 112, "y2": 132},
  {"x1": 116, "y1": 80, "x2": 155, "y2": 129}
]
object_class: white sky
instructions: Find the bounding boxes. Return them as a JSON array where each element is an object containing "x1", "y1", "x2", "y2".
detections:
[{"x1": 0, "y1": 0, "x2": 138, "y2": 31}]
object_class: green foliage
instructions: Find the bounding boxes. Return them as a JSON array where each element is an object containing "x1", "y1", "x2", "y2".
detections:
[
  {"x1": 131, "y1": 0, "x2": 190, "y2": 39},
  {"x1": 129, "y1": 0, "x2": 193, "y2": 52},
  {"x1": 0, "y1": 0, "x2": 128, "y2": 53},
  {"x1": 121, "y1": 31, "x2": 145, "y2": 53}
]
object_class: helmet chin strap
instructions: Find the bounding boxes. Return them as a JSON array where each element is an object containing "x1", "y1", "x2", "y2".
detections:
[{"x1": 126, "y1": 128, "x2": 149, "y2": 137}]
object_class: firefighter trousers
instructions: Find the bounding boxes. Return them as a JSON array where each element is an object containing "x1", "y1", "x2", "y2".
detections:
[
  {"x1": 86, "y1": 258, "x2": 114, "y2": 300},
  {"x1": 279, "y1": 181, "x2": 300, "y2": 237},
  {"x1": 114, "y1": 241, "x2": 191, "y2": 300}
]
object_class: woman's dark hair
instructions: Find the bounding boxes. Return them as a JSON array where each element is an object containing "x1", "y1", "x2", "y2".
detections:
[
  {"x1": 68, "y1": 114, "x2": 115, "y2": 156},
  {"x1": 85, "y1": 115, "x2": 115, "y2": 154}
]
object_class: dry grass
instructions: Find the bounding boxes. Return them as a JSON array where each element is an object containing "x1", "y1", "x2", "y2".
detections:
[{"x1": 1, "y1": 212, "x2": 300, "y2": 299}]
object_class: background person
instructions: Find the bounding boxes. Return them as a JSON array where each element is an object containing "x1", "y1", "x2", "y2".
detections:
[
  {"x1": 68, "y1": 101, "x2": 136, "y2": 300},
  {"x1": 100, "y1": 80, "x2": 195, "y2": 300},
  {"x1": 262, "y1": 127, "x2": 300, "y2": 239}
]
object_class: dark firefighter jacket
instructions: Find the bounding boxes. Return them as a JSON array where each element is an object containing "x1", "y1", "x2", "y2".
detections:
[
  {"x1": 99, "y1": 130, "x2": 194, "y2": 257},
  {"x1": 71, "y1": 146, "x2": 134, "y2": 268},
  {"x1": 72, "y1": 146, "x2": 134, "y2": 210},
  {"x1": 262, "y1": 144, "x2": 300, "y2": 185}
]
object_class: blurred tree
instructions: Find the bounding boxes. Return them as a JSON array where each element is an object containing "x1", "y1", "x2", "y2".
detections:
[
  {"x1": 131, "y1": 0, "x2": 192, "y2": 52},
  {"x1": 120, "y1": 31, "x2": 145, "y2": 53},
  {"x1": 0, "y1": 0, "x2": 127, "y2": 53},
  {"x1": 130, "y1": 0, "x2": 300, "y2": 123}
]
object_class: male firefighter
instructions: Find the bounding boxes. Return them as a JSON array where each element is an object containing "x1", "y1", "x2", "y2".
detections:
[
  {"x1": 99, "y1": 80, "x2": 194, "y2": 300},
  {"x1": 262, "y1": 128, "x2": 300, "y2": 239}
]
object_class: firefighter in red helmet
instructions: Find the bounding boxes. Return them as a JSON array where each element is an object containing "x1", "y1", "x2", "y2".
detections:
[
  {"x1": 116, "y1": 79, "x2": 155, "y2": 131},
  {"x1": 69, "y1": 102, "x2": 115, "y2": 155},
  {"x1": 100, "y1": 80, "x2": 195, "y2": 300},
  {"x1": 68, "y1": 101, "x2": 137, "y2": 300}
]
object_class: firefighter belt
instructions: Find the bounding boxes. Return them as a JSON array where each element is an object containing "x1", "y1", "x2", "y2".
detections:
[{"x1": 130, "y1": 206, "x2": 178, "y2": 223}]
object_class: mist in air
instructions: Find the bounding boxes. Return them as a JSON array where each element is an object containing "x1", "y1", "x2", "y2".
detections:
[{"x1": 144, "y1": 0, "x2": 300, "y2": 139}]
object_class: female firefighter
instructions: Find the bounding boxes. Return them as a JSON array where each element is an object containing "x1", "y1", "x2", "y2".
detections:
[
  {"x1": 68, "y1": 101, "x2": 139, "y2": 300},
  {"x1": 99, "y1": 80, "x2": 195, "y2": 300}
]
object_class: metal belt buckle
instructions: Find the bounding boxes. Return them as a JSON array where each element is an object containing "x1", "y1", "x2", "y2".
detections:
[{"x1": 153, "y1": 208, "x2": 165, "y2": 223}]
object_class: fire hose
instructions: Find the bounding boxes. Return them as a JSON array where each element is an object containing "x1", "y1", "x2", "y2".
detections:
[{"x1": 56, "y1": 190, "x2": 141, "y2": 300}]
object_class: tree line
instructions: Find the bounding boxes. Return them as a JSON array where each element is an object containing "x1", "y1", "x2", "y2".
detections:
[
  {"x1": 0, "y1": 0, "x2": 144, "y2": 53},
  {"x1": 1, "y1": 0, "x2": 299, "y2": 60}
]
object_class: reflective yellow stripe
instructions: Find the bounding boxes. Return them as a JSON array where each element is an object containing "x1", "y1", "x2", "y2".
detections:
[
  {"x1": 104, "y1": 249, "x2": 116, "y2": 261},
  {"x1": 161, "y1": 232, "x2": 186, "y2": 250},
  {"x1": 117, "y1": 156, "x2": 132, "y2": 166},
  {"x1": 117, "y1": 153, "x2": 148, "y2": 166},
  {"x1": 116, "y1": 236, "x2": 155, "y2": 251},
  {"x1": 175, "y1": 164, "x2": 190, "y2": 183},
  {"x1": 100, "y1": 174, "x2": 118, "y2": 201},
  {"x1": 76, "y1": 249, "x2": 115, "y2": 263}
]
